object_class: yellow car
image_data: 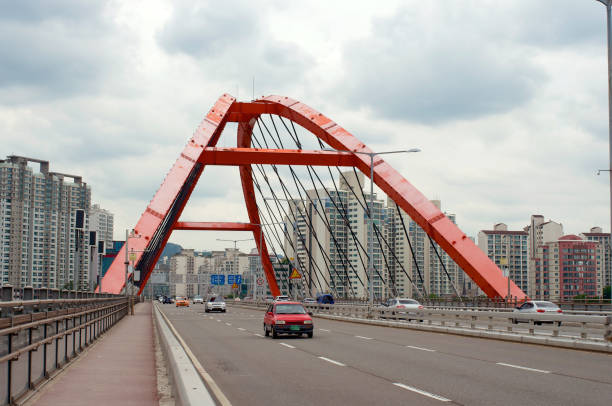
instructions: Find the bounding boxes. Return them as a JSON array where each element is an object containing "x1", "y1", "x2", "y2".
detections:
[{"x1": 175, "y1": 296, "x2": 189, "y2": 307}]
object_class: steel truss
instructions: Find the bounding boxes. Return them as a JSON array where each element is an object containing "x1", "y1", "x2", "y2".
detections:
[{"x1": 100, "y1": 94, "x2": 527, "y2": 301}]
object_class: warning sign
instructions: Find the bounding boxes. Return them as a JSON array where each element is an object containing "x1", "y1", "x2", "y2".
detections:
[
  {"x1": 232, "y1": 283, "x2": 238, "y2": 289},
  {"x1": 289, "y1": 268, "x2": 302, "y2": 279}
]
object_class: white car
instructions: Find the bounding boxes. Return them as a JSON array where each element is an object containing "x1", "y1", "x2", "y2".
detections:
[
  {"x1": 381, "y1": 298, "x2": 424, "y2": 321},
  {"x1": 205, "y1": 297, "x2": 227, "y2": 313},
  {"x1": 512, "y1": 300, "x2": 562, "y2": 324},
  {"x1": 274, "y1": 295, "x2": 290, "y2": 302},
  {"x1": 192, "y1": 296, "x2": 204, "y2": 304}
]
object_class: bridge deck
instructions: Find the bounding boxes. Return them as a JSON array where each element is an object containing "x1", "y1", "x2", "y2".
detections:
[{"x1": 28, "y1": 302, "x2": 158, "y2": 406}]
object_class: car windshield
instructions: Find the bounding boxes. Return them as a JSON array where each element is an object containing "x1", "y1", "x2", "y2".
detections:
[
  {"x1": 535, "y1": 301, "x2": 557, "y2": 308},
  {"x1": 398, "y1": 299, "x2": 419, "y2": 305},
  {"x1": 214, "y1": 297, "x2": 225, "y2": 303},
  {"x1": 176, "y1": 297, "x2": 185, "y2": 300},
  {"x1": 193, "y1": 296, "x2": 202, "y2": 299},
  {"x1": 275, "y1": 304, "x2": 306, "y2": 314}
]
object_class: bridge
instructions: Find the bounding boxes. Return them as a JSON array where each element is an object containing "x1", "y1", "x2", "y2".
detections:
[{"x1": 0, "y1": 95, "x2": 610, "y2": 405}]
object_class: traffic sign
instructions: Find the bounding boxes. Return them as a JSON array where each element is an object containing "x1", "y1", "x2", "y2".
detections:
[
  {"x1": 210, "y1": 274, "x2": 225, "y2": 285},
  {"x1": 256, "y1": 277, "x2": 264, "y2": 286},
  {"x1": 227, "y1": 274, "x2": 242, "y2": 285},
  {"x1": 232, "y1": 283, "x2": 238, "y2": 289},
  {"x1": 289, "y1": 268, "x2": 302, "y2": 279}
]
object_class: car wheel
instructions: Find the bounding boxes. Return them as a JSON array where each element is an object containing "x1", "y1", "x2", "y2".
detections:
[
  {"x1": 272, "y1": 327, "x2": 279, "y2": 339},
  {"x1": 223, "y1": 309, "x2": 226, "y2": 313},
  {"x1": 307, "y1": 332, "x2": 313, "y2": 338},
  {"x1": 264, "y1": 324, "x2": 269, "y2": 337}
]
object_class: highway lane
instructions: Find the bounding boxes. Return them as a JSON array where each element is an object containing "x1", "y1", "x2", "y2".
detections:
[{"x1": 158, "y1": 304, "x2": 612, "y2": 405}]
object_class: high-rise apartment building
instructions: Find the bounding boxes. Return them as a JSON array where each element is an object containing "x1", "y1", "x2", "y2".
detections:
[
  {"x1": 88, "y1": 204, "x2": 114, "y2": 289},
  {"x1": 283, "y1": 171, "x2": 386, "y2": 299},
  {"x1": 477, "y1": 223, "x2": 529, "y2": 294},
  {"x1": 386, "y1": 200, "x2": 466, "y2": 298},
  {"x1": 533, "y1": 235, "x2": 603, "y2": 301},
  {"x1": 0, "y1": 156, "x2": 91, "y2": 289},
  {"x1": 524, "y1": 215, "x2": 563, "y2": 297},
  {"x1": 580, "y1": 226, "x2": 611, "y2": 291}
]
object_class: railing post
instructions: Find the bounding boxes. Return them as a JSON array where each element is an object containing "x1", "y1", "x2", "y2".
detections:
[{"x1": 23, "y1": 285, "x2": 34, "y2": 314}]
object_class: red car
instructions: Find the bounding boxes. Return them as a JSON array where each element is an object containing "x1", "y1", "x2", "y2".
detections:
[{"x1": 264, "y1": 301, "x2": 314, "y2": 338}]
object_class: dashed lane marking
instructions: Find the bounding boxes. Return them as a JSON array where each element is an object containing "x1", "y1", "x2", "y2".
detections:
[
  {"x1": 254, "y1": 333, "x2": 264, "y2": 337},
  {"x1": 280, "y1": 343, "x2": 295, "y2": 349},
  {"x1": 319, "y1": 328, "x2": 330, "y2": 332},
  {"x1": 355, "y1": 335, "x2": 373, "y2": 340},
  {"x1": 237, "y1": 328, "x2": 246, "y2": 331},
  {"x1": 405, "y1": 345, "x2": 436, "y2": 352},
  {"x1": 393, "y1": 383, "x2": 451, "y2": 402},
  {"x1": 225, "y1": 323, "x2": 231, "y2": 326},
  {"x1": 496, "y1": 362, "x2": 551, "y2": 374},
  {"x1": 318, "y1": 357, "x2": 346, "y2": 367}
]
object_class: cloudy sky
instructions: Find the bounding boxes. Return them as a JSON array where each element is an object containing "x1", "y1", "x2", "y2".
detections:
[{"x1": 1, "y1": 0, "x2": 610, "y2": 252}]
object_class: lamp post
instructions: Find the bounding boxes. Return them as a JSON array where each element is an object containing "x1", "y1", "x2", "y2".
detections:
[
  {"x1": 323, "y1": 147, "x2": 420, "y2": 309},
  {"x1": 596, "y1": 0, "x2": 612, "y2": 300},
  {"x1": 216, "y1": 238, "x2": 252, "y2": 297}
]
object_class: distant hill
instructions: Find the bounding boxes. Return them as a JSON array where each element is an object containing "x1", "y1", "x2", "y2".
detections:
[{"x1": 161, "y1": 242, "x2": 182, "y2": 258}]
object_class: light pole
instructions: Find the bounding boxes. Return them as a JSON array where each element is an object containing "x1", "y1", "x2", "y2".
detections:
[
  {"x1": 596, "y1": 0, "x2": 612, "y2": 300},
  {"x1": 323, "y1": 147, "x2": 420, "y2": 309},
  {"x1": 217, "y1": 238, "x2": 253, "y2": 297}
]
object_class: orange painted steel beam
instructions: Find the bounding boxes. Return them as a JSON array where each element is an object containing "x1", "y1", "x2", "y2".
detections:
[
  {"x1": 238, "y1": 119, "x2": 281, "y2": 297},
  {"x1": 174, "y1": 222, "x2": 256, "y2": 231},
  {"x1": 199, "y1": 147, "x2": 358, "y2": 167},
  {"x1": 100, "y1": 94, "x2": 236, "y2": 295},
  {"x1": 103, "y1": 92, "x2": 526, "y2": 300}
]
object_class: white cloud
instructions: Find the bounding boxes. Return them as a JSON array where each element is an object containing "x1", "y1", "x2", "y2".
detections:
[{"x1": 0, "y1": 0, "x2": 610, "y2": 255}]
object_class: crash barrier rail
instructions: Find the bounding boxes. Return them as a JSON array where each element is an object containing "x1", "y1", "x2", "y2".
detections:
[
  {"x1": 334, "y1": 296, "x2": 612, "y2": 311},
  {"x1": 0, "y1": 294, "x2": 129, "y2": 405},
  {"x1": 236, "y1": 301, "x2": 612, "y2": 344}
]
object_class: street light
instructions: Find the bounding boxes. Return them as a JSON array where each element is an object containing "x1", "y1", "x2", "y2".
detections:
[
  {"x1": 216, "y1": 238, "x2": 253, "y2": 296},
  {"x1": 596, "y1": 0, "x2": 612, "y2": 299},
  {"x1": 323, "y1": 147, "x2": 421, "y2": 308}
]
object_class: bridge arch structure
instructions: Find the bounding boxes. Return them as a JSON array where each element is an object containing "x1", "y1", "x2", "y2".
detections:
[{"x1": 100, "y1": 94, "x2": 527, "y2": 301}]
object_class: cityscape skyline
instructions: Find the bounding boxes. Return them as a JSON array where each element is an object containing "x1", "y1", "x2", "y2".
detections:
[{"x1": 1, "y1": 1, "x2": 611, "y2": 253}]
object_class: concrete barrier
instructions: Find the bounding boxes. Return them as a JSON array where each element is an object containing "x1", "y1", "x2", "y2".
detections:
[{"x1": 153, "y1": 305, "x2": 219, "y2": 406}]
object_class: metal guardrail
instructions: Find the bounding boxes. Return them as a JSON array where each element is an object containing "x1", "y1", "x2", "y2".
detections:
[
  {"x1": 236, "y1": 301, "x2": 612, "y2": 343},
  {"x1": 0, "y1": 294, "x2": 130, "y2": 405}
]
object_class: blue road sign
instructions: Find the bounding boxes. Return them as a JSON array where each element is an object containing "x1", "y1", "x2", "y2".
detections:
[
  {"x1": 227, "y1": 274, "x2": 242, "y2": 285},
  {"x1": 210, "y1": 274, "x2": 225, "y2": 285}
]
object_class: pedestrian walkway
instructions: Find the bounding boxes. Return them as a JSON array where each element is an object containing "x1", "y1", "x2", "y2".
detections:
[{"x1": 28, "y1": 301, "x2": 158, "y2": 406}]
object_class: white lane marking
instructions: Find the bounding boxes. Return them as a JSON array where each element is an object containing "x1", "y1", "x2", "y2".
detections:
[
  {"x1": 280, "y1": 343, "x2": 295, "y2": 349},
  {"x1": 406, "y1": 345, "x2": 436, "y2": 352},
  {"x1": 225, "y1": 323, "x2": 232, "y2": 326},
  {"x1": 318, "y1": 357, "x2": 346, "y2": 366},
  {"x1": 496, "y1": 362, "x2": 551, "y2": 374},
  {"x1": 319, "y1": 328, "x2": 330, "y2": 332},
  {"x1": 393, "y1": 383, "x2": 451, "y2": 402},
  {"x1": 216, "y1": 320, "x2": 221, "y2": 322},
  {"x1": 237, "y1": 327, "x2": 246, "y2": 331},
  {"x1": 254, "y1": 333, "x2": 264, "y2": 337},
  {"x1": 355, "y1": 335, "x2": 373, "y2": 340}
]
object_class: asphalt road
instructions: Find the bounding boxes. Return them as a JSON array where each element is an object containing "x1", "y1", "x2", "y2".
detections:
[{"x1": 158, "y1": 303, "x2": 612, "y2": 406}]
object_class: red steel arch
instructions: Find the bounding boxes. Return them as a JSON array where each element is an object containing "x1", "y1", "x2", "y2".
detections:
[{"x1": 100, "y1": 94, "x2": 526, "y2": 301}]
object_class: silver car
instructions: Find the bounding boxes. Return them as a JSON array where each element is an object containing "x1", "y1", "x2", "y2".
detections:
[
  {"x1": 192, "y1": 295, "x2": 204, "y2": 304},
  {"x1": 381, "y1": 298, "x2": 424, "y2": 321},
  {"x1": 512, "y1": 300, "x2": 562, "y2": 324},
  {"x1": 205, "y1": 297, "x2": 227, "y2": 313}
]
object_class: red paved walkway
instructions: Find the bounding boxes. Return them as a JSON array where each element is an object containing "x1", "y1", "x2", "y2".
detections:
[{"x1": 30, "y1": 302, "x2": 158, "y2": 406}]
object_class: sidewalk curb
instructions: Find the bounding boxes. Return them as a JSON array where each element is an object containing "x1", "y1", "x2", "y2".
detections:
[{"x1": 154, "y1": 304, "x2": 232, "y2": 406}]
